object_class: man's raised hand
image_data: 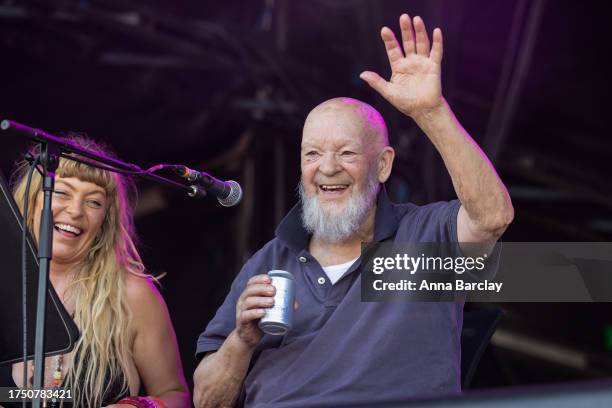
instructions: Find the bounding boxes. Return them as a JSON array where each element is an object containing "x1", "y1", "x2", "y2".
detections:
[{"x1": 360, "y1": 14, "x2": 444, "y2": 119}]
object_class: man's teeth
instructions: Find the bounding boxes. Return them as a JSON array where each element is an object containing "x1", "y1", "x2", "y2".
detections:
[
  {"x1": 55, "y1": 223, "x2": 82, "y2": 235},
  {"x1": 320, "y1": 185, "x2": 348, "y2": 191}
]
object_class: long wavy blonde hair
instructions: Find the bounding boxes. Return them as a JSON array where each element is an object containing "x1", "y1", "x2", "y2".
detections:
[{"x1": 12, "y1": 135, "x2": 145, "y2": 407}]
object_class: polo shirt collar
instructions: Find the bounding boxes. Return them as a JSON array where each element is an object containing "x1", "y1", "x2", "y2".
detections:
[
  {"x1": 372, "y1": 185, "x2": 400, "y2": 242},
  {"x1": 275, "y1": 185, "x2": 400, "y2": 252}
]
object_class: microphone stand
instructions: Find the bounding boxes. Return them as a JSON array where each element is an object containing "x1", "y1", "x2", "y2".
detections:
[
  {"x1": 1, "y1": 119, "x2": 199, "y2": 408},
  {"x1": 31, "y1": 141, "x2": 60, "y2": 408}
]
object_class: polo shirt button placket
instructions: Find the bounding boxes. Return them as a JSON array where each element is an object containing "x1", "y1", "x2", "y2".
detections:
[
  {"x1": 298, "y1": 256, "x2": 307, "y2": 263},
  {"x1": 317, "y1": 277, "x2": 326, "y2": 285}
]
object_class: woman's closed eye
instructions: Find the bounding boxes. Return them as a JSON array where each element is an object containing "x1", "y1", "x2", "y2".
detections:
[
  {"x1": 53, "y1": 190, "x2": 69, "y2": 198},
  {"x1": 86, "y1": 199, "x2": 104, "y2": 209}
]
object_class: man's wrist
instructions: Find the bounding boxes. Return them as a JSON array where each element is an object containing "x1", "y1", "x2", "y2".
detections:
[
  {"x1": 411, "y1": 97, "x2": 449, "y2": 128},
  {"x1": 227, "y1": 329, "x2": 257, "y2": 356}
]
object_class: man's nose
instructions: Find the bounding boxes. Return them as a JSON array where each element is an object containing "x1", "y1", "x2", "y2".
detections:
[{"x1": 319, "y1": 152, "x2": 341, "y2": 175}]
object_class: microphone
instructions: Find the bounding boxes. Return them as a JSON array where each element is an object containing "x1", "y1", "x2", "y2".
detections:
[{"x1": 173, "y1": 165, "x2": 242, "y2": 207}]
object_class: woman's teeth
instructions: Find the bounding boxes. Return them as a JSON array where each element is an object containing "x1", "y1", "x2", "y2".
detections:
[{"x1": 54, "y1": 223, "x2": 82, "y2": 236}]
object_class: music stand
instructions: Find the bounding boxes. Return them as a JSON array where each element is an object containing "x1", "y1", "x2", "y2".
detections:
[{"x1": 0, "y1": 169, "x2": 79, "y2": 366}]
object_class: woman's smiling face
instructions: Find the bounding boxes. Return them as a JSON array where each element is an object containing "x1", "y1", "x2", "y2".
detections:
[{"x1": 32, "y1": 176, "x2": 108, "y2": 267}]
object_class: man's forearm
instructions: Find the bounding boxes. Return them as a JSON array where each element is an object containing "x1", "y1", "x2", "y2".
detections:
[
  {"x1": 193, "y1": 330, "x2": 254, "y2": 408},
  {"x1": 413, "y1": 98, "x2": 514, "y2": 235}
]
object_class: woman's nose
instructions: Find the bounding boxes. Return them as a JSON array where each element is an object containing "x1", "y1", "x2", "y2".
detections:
[{"x1": 64, "y1": 198, "x2": 84, "y2": 217}]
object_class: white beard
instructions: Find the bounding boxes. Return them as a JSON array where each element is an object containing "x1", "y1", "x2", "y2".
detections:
[{"x1": 299, "y1": 170, "x2": 380, "y2": 243}]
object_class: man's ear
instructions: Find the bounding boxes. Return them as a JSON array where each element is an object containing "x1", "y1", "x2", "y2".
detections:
[{"x1": 377, "y1": 146, "x2": 395, "y2": 183}]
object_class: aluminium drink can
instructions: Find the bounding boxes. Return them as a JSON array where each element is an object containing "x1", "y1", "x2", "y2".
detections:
[{"x1": 258, "y1": 270, "x2": 295, "y2": 335}]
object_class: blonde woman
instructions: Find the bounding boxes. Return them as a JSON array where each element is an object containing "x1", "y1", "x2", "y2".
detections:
[{"x1": 0, "y1": 136, "x2": 189, "y2": 408}]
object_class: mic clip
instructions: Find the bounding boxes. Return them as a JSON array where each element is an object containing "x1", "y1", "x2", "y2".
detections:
[{"x1": 188, "y1": 185, "x2": 207, "y2": 199}]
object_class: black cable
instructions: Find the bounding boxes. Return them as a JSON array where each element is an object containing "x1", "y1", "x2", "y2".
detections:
[
  {"x1": 145, "y1": 163, "x2": 183, "y2": 174},
  {"x1": 61, "y1": 154, "x2": 184, "y2": 178},
  {"x1": 22, "y1": 156, "x2": 40, "y2": 407},
  {"x1": 59, "y1": 153, "x2": 148, "y2": 176},
  {"x1": 61, "y1": 156, "x2": 195, "y2": 195}
]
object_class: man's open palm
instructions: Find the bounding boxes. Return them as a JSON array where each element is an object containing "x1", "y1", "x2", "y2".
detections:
[{"x1": 361, "y1": 14, "x2": 444, "y2": 119}]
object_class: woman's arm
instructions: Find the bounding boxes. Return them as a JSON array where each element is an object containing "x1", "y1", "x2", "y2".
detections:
[{"x1": 124, "y1": 275, "x2": 190, "y2": 408}]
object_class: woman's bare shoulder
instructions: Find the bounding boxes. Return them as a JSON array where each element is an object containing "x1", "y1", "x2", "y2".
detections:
[{"x1": 123, "y1": 273, "x2": 168, "y2": 324}]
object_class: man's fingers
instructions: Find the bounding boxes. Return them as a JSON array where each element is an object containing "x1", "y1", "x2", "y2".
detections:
[
  {"x1": 399, "y1": 14, "x2": 415, "y2": 55},
  {"x1": 430, "y1": 28, "x2": 443, "y2": 64},
  {"x1": 239, "y1": 283, "x2": 275, "y2": 303},
  {"x1": 413, "y1": 16, "x2": 431, "y2": 56},
  {"x1": 238, "y1": 308, "x2": 266, "y2": 324},
  {"x1": 247, "y1": 274, "x2": 271, "y2": 286},
  {"x1": 360, "y1": 71, "x2": 391, "y2": 99},
  {"x1": 242, "y1": 296, "x2": 274, "y2": 311},
  {"x1": 380, "y1": 26, "x2": 404, "y2": 67}
]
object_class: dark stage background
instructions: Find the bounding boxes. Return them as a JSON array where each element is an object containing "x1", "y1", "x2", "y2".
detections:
[{"x1": 1, "y1": 0, "x2": 612, "y2": 399}]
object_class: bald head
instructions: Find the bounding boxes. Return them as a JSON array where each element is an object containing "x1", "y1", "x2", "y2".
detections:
[{"x1": 303, "y1": 97, "x2": 389, "y2": 154}]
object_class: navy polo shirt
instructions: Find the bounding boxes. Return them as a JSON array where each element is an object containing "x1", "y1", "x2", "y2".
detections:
[{"x1": 197, "y1": 188, "x2": 463, "y2": 407}]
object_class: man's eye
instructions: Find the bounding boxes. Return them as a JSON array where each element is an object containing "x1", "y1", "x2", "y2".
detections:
[
  {"x1": 53, "y1": 190, "x2": 67, "y2": 197},
  {"x1": 341, "y1": 151, "x2": 356, "y2": 156},
  {"x1": 305, "y1": 151, "x2": 319, "y2": 157}
]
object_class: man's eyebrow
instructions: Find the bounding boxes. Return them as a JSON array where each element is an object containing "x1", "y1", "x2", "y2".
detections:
[
  {"x1": 340, "y1": 143, "x2": 361, "y2": 149},
  {"x1": 302, "y1": 140, "x2": 361, "y2": 148},
  {"x1": 301, "y1": 144, "x2": 318, "y2": 150}
]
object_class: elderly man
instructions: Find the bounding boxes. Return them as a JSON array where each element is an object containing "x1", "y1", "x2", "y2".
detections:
[{"x1": 194, "y1": 14, "x2": 513, "y2": 408}]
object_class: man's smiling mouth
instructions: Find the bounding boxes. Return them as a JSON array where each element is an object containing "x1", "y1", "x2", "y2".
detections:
[{"x1": 318, "y1": 184, "x2": 349, "y2": 193}]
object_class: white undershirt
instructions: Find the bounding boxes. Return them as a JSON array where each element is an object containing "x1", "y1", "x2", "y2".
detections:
[{"x1": 322, "y1": 256, "x2": 359, "y2": 285}]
